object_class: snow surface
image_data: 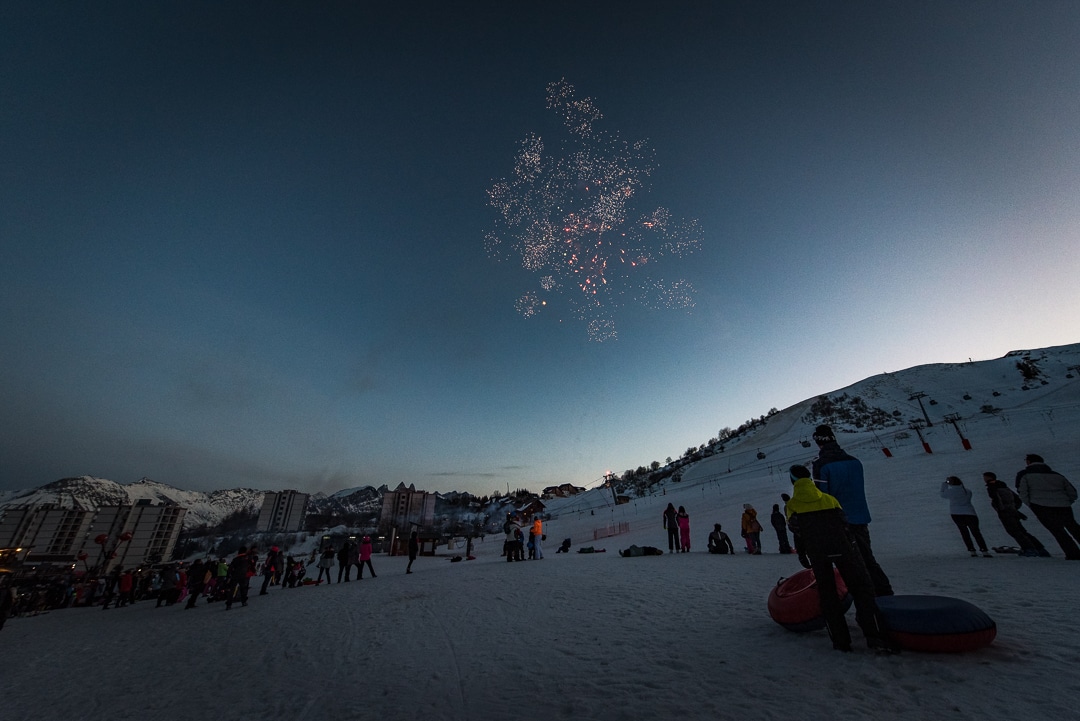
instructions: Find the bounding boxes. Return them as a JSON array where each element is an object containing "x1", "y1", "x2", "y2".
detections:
[{"x1": 2, "y1": 350, "x2": 1080, "y2": 720}]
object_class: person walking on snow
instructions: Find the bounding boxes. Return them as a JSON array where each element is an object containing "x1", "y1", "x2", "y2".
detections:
[
  {"x1": 663, "y1": 503, "x2": 681, "y2": 552},
  {"x1": 676, "y1": 506, "x2": 691, "y2": 552},
  {"x1": 1016, "y1": 454, "x2": 1080, "y2": 560},
  {"x1": 940, "y1": 476, "x2": 992, "y2": 557},
  {"x1": 812, "y1": 424, "x2": 894, "y2": 595}
]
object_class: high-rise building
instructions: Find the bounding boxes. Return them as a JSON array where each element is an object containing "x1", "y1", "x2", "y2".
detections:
[
  {"x1": 0, "y1": 501, "x2": 186, "y2": 572},
  {"x1": 378, "y1": 483, "x2": 436, "y2": 535},
  {"x1": 256, "y1": 490, "x2": 309, "y2": 533}
]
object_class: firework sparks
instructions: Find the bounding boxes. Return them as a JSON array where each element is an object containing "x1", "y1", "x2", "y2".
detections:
[{"x1": 486, "y1": 79, "x2": 702, "y2": 341}]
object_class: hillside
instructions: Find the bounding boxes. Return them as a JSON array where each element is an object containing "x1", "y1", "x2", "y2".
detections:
[{"x1": 2, "y1": 342, "x2": 1077, "y2": 532}]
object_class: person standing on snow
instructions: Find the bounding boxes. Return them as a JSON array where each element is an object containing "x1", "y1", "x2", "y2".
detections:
[
  {"x1": 676, "y1": 506, "x2": 691, "y2": 552},
  {"x1": 1016, "y1": 454, "x2": 1080, "y2": 560},
  {"x1": 316, "y1": 545, "x2": 335, "y2": 584},
  {"x1": 225, "y1": 547, "x2": 251, "y2": 610},
  {"x1": 771, "y1": 503, "x2": 793, "y2": 554},
  {"x1": 786, "y1": 465, "x2": 897, "y2": 655},
  {"x1": 336, "y1": 541, "x2": 353, "y2": 583},
  {"x1": 982, "y1": 472, "x2": 1047, "y2": 556},
  {"x1": 260, "y1": 546, "x2": 282, "y2": 594},
  {"x1": 940, "y1": 477, "x2": 992, "y2": 557},
  {"x1": 811, "y1": 425, "x2": 893, "y2": 595},
  {"x1": 663, "y1": 503, "x2": 681, "y2": 553},
  {"x1": 406, "y1": 531, "x2": 419, "y2": 574},
  {"x1": 100, "y1": 567, "x2": 122, "y2": 610},
  {"x1": 740, "y1": 504, "x2": 762, "y2": 554},
  {"x1": 357, "y1": 536, "x2": 377, "y2": 578},
  {"x1": 184, "y1": 559, "x2": 206, "y2": 608},
  {"x1": 532, "y1": 515, "x2": 544, "y2": 559}
]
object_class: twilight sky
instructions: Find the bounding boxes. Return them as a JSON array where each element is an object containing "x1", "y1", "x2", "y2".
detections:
[{"x1": 2, "y1": 1, "x2": 1078, "y2": 496}]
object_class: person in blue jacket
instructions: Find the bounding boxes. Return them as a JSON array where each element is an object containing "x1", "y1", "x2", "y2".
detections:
[{"x1": 811, "y1": 425, "x2": 894, "y2": 596}]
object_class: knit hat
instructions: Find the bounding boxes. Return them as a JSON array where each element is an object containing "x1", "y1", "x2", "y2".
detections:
[
  {"x1": 743, "y1": 503, "x2": 752, "y2": 510},
  {"x1": 812, "y1": 425, "x2": 835, "y2": 445},
  {"x1": 789, "y1": 464, "x2": 811, "y2": 482}
]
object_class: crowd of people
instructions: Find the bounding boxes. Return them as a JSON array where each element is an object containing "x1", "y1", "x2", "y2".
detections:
[{"x1": 0, "y1": 533, "x2": 420, "y2": 623}]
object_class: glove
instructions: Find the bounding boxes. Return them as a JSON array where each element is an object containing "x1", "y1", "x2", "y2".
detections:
[
  {"x1": 1018, "y1": 513, "x2": 1028, "y2": 521},
  {"x1": 798, "y1": 551, "x2": 811, "y2": 570}
]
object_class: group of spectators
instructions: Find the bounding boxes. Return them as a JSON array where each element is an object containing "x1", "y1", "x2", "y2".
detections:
[
  {"x1": 311, "y1": 537, "x2": 379, "y2": 584},
  {"x1": 502, "y1": 513, "x2": 544, "y2": 561},
  {"x1": 663, "y1": 500, "x2": 796, "y2": 557},
  {"x1": 0, "y1": 533, "x2": 418, "y2": 625}
]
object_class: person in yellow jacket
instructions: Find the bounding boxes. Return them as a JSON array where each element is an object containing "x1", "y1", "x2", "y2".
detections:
[
  {"x1": 785, "y1": 465, "x2": 896, "y2": 655},
  {"x1": 740, "y1": 504, "x2": 763, "y2": 554},
  {"x1": 531, "y1": 516, "x2": 544, "y2": 559}
]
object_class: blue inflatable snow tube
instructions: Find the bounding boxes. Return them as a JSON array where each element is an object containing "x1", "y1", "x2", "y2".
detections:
[{"x1": 876, "y1": 595, "x2": 996, "y2": 653}]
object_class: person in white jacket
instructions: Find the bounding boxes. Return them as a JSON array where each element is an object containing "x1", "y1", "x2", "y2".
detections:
[{"x1": 941, "y1": 476, "x2": 992, "y2": 557}]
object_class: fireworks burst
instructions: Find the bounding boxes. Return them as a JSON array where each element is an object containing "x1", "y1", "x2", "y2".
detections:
[{"x1": 486, "y1": 79, "x2": 702, "y2": 341}]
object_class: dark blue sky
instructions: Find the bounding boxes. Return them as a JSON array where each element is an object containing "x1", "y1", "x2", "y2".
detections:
[{"x1": 3, "y1": 1, "x2": 1079, "y2": 495}]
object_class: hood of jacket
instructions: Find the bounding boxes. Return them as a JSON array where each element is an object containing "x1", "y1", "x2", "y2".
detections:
[{"x1": 786, "y1": 477, "x2": 842, "y2": 518}]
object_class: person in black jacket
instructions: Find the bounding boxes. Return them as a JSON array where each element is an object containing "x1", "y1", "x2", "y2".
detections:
[
  {"x1": 337, "y1": 541, "x2": 353, "y2": 583},
  {"x1": 225, "y1": 548, "x2": 251, "y2": 610},
  {"x1": 707, "y1": 524, "x2": 734, "y2": 554},
  {"x1": 662, "y1": 503, "x2": 681, "y2": 552},
  {"x1": 770, "y1": 503, "x2": 793, "y2": 554},
  {"x1": 786, "y1": 465, "x2": 896, "y2": 654},
  {"x1": 260, "y1": 547, "x2": 282, "y2": 595},
  {"x1": 185, "y1": 559, "x2": 207, "y2": 608},
  {"x1": 982, "y1": 472, "x2": 1047, "y2": 556},
  {"x1": 406, "y1": 531, "x2": 419, "y2": 574}
]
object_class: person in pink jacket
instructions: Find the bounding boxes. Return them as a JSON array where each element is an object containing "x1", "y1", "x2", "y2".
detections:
[
  {"x1": 676, "y1": 506, "x2": 691, "y2": 552},
  {"x1": 357, "y1": 536, "x2": 377, "y2": 579}
]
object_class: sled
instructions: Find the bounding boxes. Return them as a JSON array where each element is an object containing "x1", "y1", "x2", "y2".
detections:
[{"x1": 992, "y1": 546, "x2": 1021, "y2": 554}]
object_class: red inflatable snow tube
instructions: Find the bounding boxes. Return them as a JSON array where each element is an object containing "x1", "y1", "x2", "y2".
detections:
[
  {"x1": 876, "y1": 595, "x2": 996, "y2": 653},
  {"x1": 768, "y1": 568, "x2": 852, "y2": 632}
]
